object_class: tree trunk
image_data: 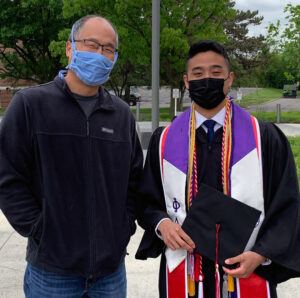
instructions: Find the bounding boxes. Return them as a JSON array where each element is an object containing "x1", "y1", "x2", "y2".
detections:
[
  {"x1": 179, "y1": 82, "x2": 186, "y2": 111},
  {"x1": 169, "y1": 86, "x2": 176, "y2": 118}
]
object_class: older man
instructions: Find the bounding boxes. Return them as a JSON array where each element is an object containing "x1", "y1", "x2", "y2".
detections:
[{"x1": 0, "y1": 15, "x2": 143, "y2": 297}]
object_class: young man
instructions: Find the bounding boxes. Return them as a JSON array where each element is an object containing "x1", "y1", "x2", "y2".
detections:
[
  {"x1": 0, "y1": 15, "x2": 143, "y2": 297},
  {"x1": 136, "y1": 40, "x2": 300, "y2": 298}
]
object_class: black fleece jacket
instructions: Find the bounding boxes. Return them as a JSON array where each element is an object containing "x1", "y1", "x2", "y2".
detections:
[{"x1": 0, "y1": 77, "x2": 143, "y2": 280}]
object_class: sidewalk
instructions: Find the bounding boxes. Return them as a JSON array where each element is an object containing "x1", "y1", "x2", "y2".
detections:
[
  {"x1": 0, "y1": 210, "x2": 161, "y2": 298},
  {"x1": 1, "y1": 211, "x2": 300, "y2": 297},
  {"x1": 276, "y1": 123, "x2": 300, "y2": 137}
]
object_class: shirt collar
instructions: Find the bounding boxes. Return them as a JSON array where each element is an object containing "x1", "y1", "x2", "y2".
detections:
[{"x1": 195, "y1": 106, "x2": 226, "y2": 129}]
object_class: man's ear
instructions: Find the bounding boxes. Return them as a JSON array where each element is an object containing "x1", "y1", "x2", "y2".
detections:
[
  {"x1": 183, "y1": 74, "x2": 189, "y2": 89},
  {"x1": 228, "y1": 71, "x2": 235, "y2": 87},
  {"x1": 66, "y1": 41, "x2": 72, "y2": 60}
]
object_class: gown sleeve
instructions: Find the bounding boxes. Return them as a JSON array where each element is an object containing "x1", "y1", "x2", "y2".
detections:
[
  {"x1": 135, "y1": 127, "x2": 169, "y2": 260},
  {"x1": 252, "y1": 121, "x2": 300, "y2": 283}
]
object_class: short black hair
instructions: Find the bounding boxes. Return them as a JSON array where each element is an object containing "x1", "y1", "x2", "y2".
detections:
[{"x1": 187, "y1": 40, "x2": 230, "y2": 68}]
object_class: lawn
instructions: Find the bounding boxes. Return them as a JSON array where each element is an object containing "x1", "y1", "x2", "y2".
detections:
[
  {"x1": 131, "y1": 107, "x2": 300, "y2": 123},
  {"x1": 252, "y1": 111, "x2": 300, "y2": 123},
  {"x1": 288, "y1": 137, "x2": 300, "y2": 187},
  {"x1": 131, "y1": 107, "x2": 173, "y2": 122},
  {"x1": 238, "y1": 88, "x2": 283, "y2": 108},
  {"x1": 0, "y1": 108, "x2": 6, "y2": 116}
]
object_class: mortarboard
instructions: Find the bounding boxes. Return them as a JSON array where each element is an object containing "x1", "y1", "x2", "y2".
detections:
[{"x1": 182, "y1": 183, "x2": 262, "y2": 267}]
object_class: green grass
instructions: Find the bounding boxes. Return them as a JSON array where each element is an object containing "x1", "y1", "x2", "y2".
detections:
[
  {"x1": 288, "y1": 137, "x2": 300, "y2": 186},
  {"x1": 238, "y1": 88, "x2": 282, "y2": 108},
  {"x1": 131, "y1": 107, "x2": 300, "y2": 123},
  {"x1": 131, "y1": 107, "x2": 173, "y2": 121},
  {"x1": 0, "y1": 108, "x2": 6, "y2": 116},
  {"x1": 251, "y1": 111, "x2": 300, "y2": 123}
]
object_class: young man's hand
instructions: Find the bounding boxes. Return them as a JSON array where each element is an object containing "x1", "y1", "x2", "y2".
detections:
[
  {"x1": 222, "y1": 251, "x2": 266, "y2": 278},
  {"x1": 158, "y1": 219, "x2": 195, "y2": 253}
]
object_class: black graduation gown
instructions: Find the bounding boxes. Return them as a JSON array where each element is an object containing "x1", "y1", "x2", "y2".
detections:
[{"x1": 135, "y1": 121, "x2": 300, "y2": 298}]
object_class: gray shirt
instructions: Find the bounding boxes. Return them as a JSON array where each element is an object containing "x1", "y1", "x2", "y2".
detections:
[{"x1": 72, "y1": 93, "x2": 99, "y2": 118}]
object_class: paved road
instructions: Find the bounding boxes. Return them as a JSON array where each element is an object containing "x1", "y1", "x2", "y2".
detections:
[
  {"x1": 135, "y1": 87, "x2": 259, "y2": 108},
  {"x1": 134, "y1": 88, "x2": 300, "y2": 114},
  {"x1": 246, "y1": 97, "x2": 300, "y2": 112}
]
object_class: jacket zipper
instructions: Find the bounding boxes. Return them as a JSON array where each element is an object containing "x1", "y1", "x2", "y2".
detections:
[
  {"x1": 86, "y1": 118, "x2": 95, "y2": 280},
  {"x1": 87, "y1": 120, "x2": 90, "y2": 136}
]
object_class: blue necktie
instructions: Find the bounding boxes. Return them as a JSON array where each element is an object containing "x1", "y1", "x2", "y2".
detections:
[{"x1": 203, "y1": 119, "x2": 216, "y2": 143}]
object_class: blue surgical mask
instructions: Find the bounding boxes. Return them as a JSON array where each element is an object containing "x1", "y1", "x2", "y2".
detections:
[{"x1": 68, "y1": 26, "x2": 118, "y2": 86}]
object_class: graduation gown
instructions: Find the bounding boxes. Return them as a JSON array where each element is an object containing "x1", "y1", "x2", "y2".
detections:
[{"x1": 135, "y1": 121, "x2": 300, "y2": 298}]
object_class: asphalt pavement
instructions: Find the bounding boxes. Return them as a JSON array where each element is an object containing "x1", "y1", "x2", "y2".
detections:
[
  {"x1": 136, "y1": 87, "x2": 259, "y2": 108},
  {"x1": 246, "y1": 97, "x2": 300, "y2": 112}
]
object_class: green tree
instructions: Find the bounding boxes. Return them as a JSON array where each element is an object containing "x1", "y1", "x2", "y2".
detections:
[
  {"x1": 225, "y1": 7, "x2": 265, "y2": 68},
  {"x1": 53, "y1": 0, "x2": 237, "y2": 102},
  {"x1": 267, "y1": 4, "x2": 300, "y2": 86},
  {"x1": 56, "y1": 0, "x2": 152, "y2": 97},
  {"x1": 223, "y1": 3, "x2": 267, "y2": 87},
  {"x1": 160, "y1": 0, "x2": 235, "y2": 106},
  {"x1": 263, "y1": 53, "x2": 292, "y2": 88},
  {"x1": 0, "y1": 0, "x2": 71, "y2": 83}
]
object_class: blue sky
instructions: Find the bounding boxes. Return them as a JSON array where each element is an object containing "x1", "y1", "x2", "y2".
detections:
[{"x1": 234, "y1": 0, "x2": 299, "y2": 36}]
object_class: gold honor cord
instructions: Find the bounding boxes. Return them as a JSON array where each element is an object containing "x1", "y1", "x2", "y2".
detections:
[
  {"x1": 187, "y1": 103, "x2": 197, "y2": 210},
  {"x1": 222, "y1": 99, "x2": 235, "y2": 293},
  {"x1": 187, "y1": 103, "x2": 197, "y2": 296}
]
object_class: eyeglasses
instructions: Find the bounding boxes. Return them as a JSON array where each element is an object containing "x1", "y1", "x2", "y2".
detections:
[{"x1": 74, "y1": 39, "x2": 118, "y2": 56}]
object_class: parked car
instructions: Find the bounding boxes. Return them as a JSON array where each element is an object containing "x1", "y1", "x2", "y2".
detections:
[
  {"x1": 283, "y1": 84, "x2": 297, "y2": 98},
  {"x1": 122, "y1": 87, "x2": 141, "y2": 106}
]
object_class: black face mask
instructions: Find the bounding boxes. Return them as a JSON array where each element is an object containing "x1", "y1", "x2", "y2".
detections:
[{"x1": 188, "y1": 78, "x2": 226, "y2": 109}]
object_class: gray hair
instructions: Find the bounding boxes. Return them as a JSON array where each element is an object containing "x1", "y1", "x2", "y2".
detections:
[{"x1": 69, "y1": 15, "x2": 119, "y2": 48}]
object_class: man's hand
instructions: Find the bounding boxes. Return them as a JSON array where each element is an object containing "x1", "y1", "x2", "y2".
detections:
[
  {"x1": 158, "y1": 219, "x2": 195, "y2": 253},
  {"x1": 222, "y1": 251, "x2": 266, "y2": 278}
]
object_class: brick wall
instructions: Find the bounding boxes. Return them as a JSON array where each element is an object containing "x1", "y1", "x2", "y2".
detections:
[
  {"x1": 0, "y1": 77, "x2": 34, "y2": 108},
  {"x1": 0, "y1": 89, "x2": 14, "y2": 108}
]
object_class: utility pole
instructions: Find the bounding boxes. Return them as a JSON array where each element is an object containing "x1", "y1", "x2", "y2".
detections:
[{"x1": 151, "y1": 0, "x2": 160, "y2": 132}]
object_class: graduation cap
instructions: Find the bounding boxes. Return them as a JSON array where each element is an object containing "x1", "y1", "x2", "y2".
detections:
[{"x1": 181, "y1": 183, "x2": 261, "y2": 267}]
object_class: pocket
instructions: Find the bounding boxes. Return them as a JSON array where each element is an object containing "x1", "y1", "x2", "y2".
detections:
[
  {"x1": 38, "y1": 195, "x2": 89, "y2": 269},
  {"x1": 32, "y1": 213, "x2": 43, "y2": 247}
]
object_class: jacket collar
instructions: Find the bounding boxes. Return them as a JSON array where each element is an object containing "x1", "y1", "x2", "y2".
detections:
[
  {"x1": 98, "y1": 89, "x2": 116, "y2": 111},
  {"x1": 54, "y1": 75, "x2": 116, "y2": 112}
]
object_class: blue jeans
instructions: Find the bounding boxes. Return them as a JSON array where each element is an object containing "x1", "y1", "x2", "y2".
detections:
[{"x1": 24, "y1": 261, "x2": 126, "y2": 298}]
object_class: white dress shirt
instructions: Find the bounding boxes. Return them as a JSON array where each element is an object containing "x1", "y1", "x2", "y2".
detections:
[{"x1": 195, "y1": 106, "x2": 226, "y2": 131}]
